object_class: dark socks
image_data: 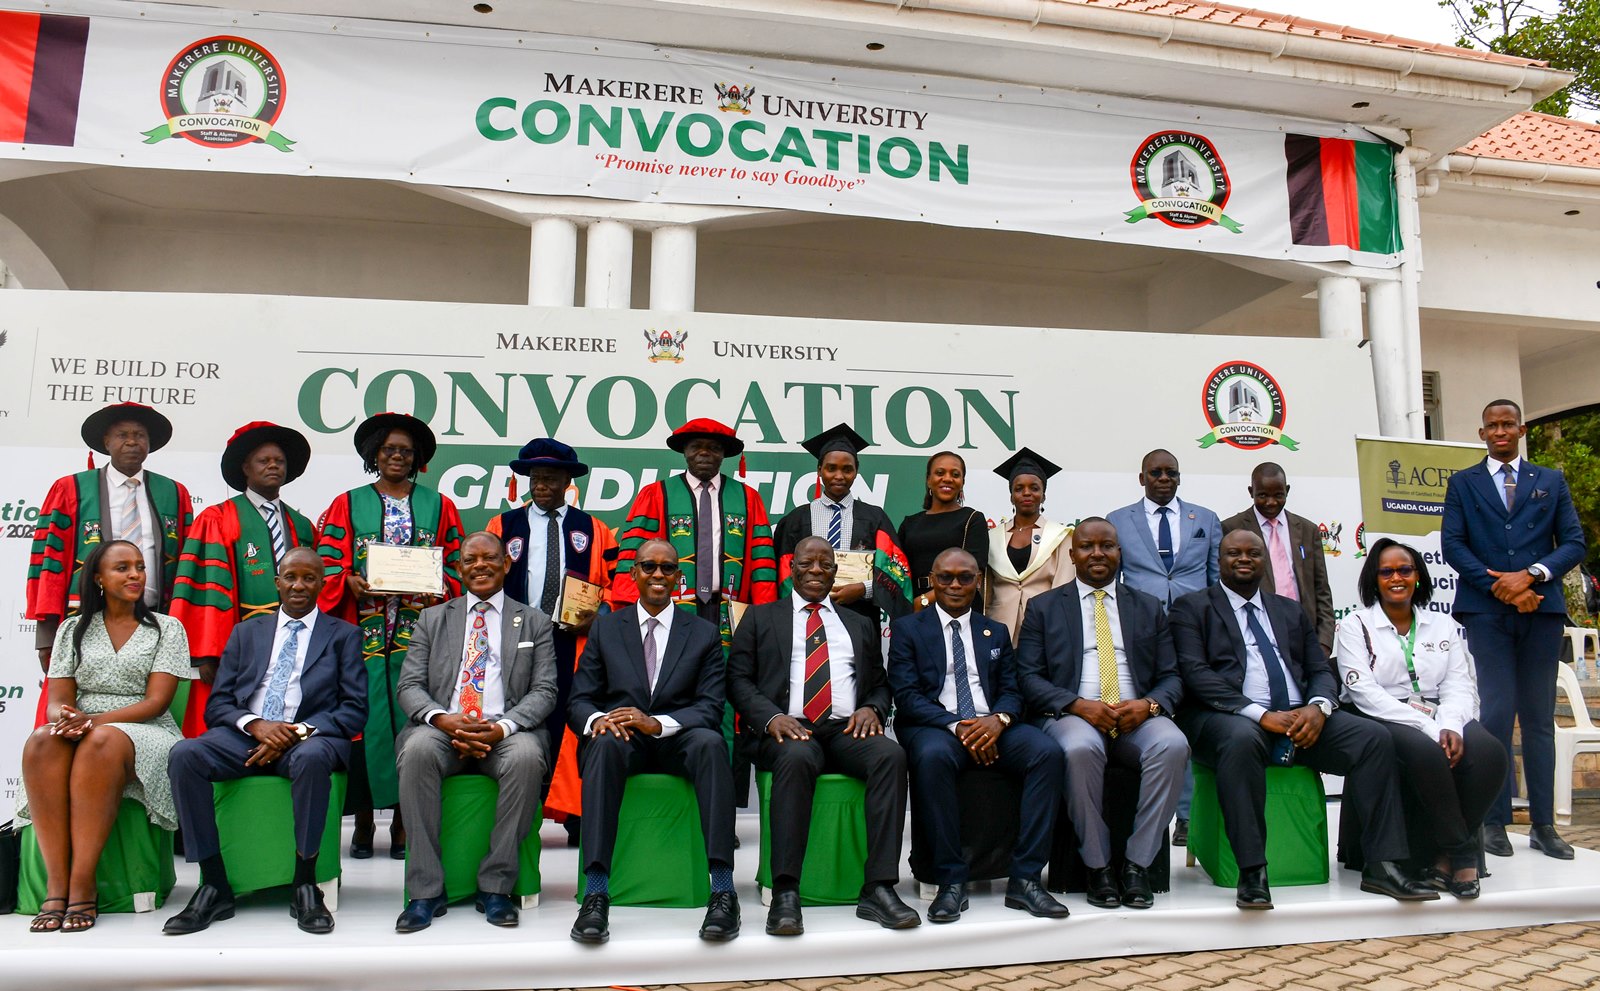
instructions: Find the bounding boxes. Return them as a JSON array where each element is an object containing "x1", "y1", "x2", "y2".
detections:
[
  {"x1": 584, "y1": 869, "x2": 609, "y2": 896},
  {"x1": 199, "y1": 854, "x2": 233, "y2": 899},
  {"x1": 710, "y1": 862, "x2": 734, "y2": 894}
]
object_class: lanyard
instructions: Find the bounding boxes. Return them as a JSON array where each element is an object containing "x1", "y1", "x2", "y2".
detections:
[{"x1": 1394, "y1": 617, "x2": 1421, "y2": 695}]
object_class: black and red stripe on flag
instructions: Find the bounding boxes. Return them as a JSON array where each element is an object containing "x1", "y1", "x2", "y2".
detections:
[
  {"x1": 1285, "y1": 133, "x2": 1365, "y2": 249},
  {"x1": 0, "y1": 11, "x2": 90, "y2": 146}
]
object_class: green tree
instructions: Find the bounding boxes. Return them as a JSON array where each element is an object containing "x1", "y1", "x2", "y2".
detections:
[
  {"x1": 1441, "y1": 0, "x2": 1600, "y2": 114},
  {"x1": 1529, "y1": 409, "x2": 1600, "y2": 619}
]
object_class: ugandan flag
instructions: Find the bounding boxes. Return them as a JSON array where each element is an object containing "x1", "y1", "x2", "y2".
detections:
[
  {"x1": 1285, "y1": 134, "x2": 1400, "y2": 254},
  {"x1": 0, "y1": 11, "x2": 89, "y2": 146}
]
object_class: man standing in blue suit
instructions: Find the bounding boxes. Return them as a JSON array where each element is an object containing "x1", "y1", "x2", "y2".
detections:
[{"x1": 1442, "y1": 398, "x2": 1587, "y2": 861}]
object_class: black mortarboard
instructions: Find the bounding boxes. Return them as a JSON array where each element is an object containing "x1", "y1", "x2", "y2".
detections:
[
  {"x1": 800, "y1": 423, "x2": 870, "y2": 463},
  {"x1": 994, "y1": 447, "x2": 1062, "y2": 486}
]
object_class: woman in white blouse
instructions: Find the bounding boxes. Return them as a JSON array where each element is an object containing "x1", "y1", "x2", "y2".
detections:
[{"x1": 1335, "y1": 538, "x2": 1507, "y2": 899}]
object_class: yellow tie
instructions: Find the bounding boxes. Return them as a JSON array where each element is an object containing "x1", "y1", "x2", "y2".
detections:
[{"x1": 1094, "y1": 589, "x2": 1120, "y2": 737}]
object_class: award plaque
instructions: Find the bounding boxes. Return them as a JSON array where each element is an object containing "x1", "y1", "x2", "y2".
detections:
[
  {"x1": 833, "y1": 550, "x2": 873, "y2": 588},
  {"x1": 365, "y1": 544, "x2": 445, "y2": 596},
  {"x1": 558, "y1": 576, "x2": 605, "y2": 627}
]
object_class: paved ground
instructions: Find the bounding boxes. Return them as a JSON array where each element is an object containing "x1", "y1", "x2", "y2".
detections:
[{"x1": 570, "y1": 805, "x2": 1600, "y2": 991}]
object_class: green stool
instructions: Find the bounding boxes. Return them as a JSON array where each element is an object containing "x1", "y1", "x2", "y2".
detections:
[
  {"x1": 403, "y1": 774, "x2": 543, "y2": 907},
  {"x1": 213, "y1": 772, "x2": 347, "y2": 906},
  {"x1": 17, "y1": 799, "x2": 175, "y2": 913},
  {"x1": 1187, "y1": 763, "x2": 1329, "y2": 887},
  {"x1": 755, "y1": 771, "x2": 868, "y2": 906},
  {"x1": 577, "y1": 774, "x2": 709, "y2": 908},
  {"x1": 168, "y1": 680, "x2": 191, "y2": 726}
]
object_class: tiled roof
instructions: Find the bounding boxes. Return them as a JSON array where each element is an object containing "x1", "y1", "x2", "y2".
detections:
[
  {"x1": 1456, "y1": 112, "x2": 1600, "y2": 168},
  {"x1": 1058, "y1": 1, "x2": 1545, "y2": 67}
]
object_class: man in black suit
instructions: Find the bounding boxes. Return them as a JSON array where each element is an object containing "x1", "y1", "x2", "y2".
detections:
[
  {"x1": 164, "y1": 547, "x2": 367, "y2": 935},
  {"x1": 727, "y1": 536, "x2": 919, "y2": 935},
  {"x1": 1170, "y1": 530, "x2": 1435, "y2": 909},
  {"x1": 888, "y1": 548, "x2": 1070, "y2": 924},
  {"x1": 1017, "y1": 518, "x2": 1188, "y2": 910},
  {"x1": 568, "y1": 538, "x2": 738, "y2": 944}
]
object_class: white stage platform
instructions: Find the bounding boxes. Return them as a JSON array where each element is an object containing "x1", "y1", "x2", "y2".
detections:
[{"x1": 5, "y1": 804, "x2": 1598, "y2": 991}]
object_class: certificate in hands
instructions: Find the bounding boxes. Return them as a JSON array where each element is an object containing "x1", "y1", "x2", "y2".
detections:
[
  {"x1": 366, "y1": 543, "x2": 445, "y2": 596},
  {"x1": 558, "y1": 575, "x2": 605, "y2": 627},
  {"x1": 833, "y1": 550, "x2": 873, "y2": 588}
]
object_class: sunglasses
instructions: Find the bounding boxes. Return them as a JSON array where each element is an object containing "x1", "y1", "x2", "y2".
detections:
[
  {"x1": 635, "y1": 561, "x2": 681, "y2": 575},
  {"x1": 1146, "y1": 468, "x2": 1180, "y2": 479},
  {"x1": 932, "y1": 572, "x2": 979, "y2": 587},
  {"x1": 379, "y1": 446, "x2": 416, "y2": 459},
  {"x1": 1377, "y1": 566, "x2": 1417, "y2": 579}
]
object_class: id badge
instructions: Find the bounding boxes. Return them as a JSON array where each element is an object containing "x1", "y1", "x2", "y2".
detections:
[{"x1": 1407, "y1": 695, "x2": 1436, "y2": 718}]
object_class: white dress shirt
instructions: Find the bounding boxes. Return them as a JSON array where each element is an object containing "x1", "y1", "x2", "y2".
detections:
[
  {"x1": 1143, "y1": 497, "x2": 1180, "y2": 560},
  {"x1": 524, "y1": 502, "x2": 569, "y2": 614},
  {"x1": 1221, "y1": 584, "x2": 1327, "y2": 723},
  {"x1": 238, "y1": 607, "x2": 319, "y2": 731},
  {"x1": 1076, "y1": 581, "x2": 1134, "y2": 702},
  {"x1": 107, "y1": 465, "x2": 159, "y2": 606},
  {"x1": 1485, "y1": 455, "x2": 1552, "y2": 580},
  {"x1": 688, "y1": 473, "x2": 724, "y2": 589},
  {"x1": 1335, "y1": 603, "x2": 1478, "y2": 738},
  {"x1": 934, "y1": 605, "x2": 989, "y2": 731},
  {"x1": 423, "y1": 591, "x2": 519, "y2": 738},
  {"x1": 809, "y1": 493, "x2": 856, "y2": 550},
  {"x1": 785, "y1": 593, "x2": 856, "y2": 722},
  {"x1": 583, "y1": 603, "x2": 682, "y2": 737}
]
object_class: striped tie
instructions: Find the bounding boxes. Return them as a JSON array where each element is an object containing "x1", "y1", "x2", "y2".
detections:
[
  {"x1": 1093, "y1": 589, "x2": 1120, "y2": 738},
  {"x1": 827, "y1": 503, "x2": 844, "y2": 550},
  {"x1": 802, "y1": 603, "x2": 832, "y2": 722},
  {"x1": 261, "y1": 501, "x2": 287, "y2": 561},
  {"x1": 119, "y1": 477, "x2": 142, "y2": 548}
]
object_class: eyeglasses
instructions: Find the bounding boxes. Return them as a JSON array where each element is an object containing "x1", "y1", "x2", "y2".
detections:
[
  {"x1": 379, "y1": 446, "x2": 416, "y2": 459},
  {"x1": 635, "y1": 561, "x2": 681, "y2": 575},
  {"x1": 1377, "y1": 566, "x2": 1417, "y2": 579},
  {"x1": 932, "y1": 572, "x2": 979, "y2": 587},
  {"x1": 1146, "y1": 468, "x2": 1180, "y2": 479}
]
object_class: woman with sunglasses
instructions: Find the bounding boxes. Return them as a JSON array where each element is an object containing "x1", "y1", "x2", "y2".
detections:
[
  {"x1": 898, "y1": 451, "x2": 990, "y2": 613},
  {"x1": 1334, "y1": 537, "x2": 1506, "y2": 898},
  {"x1": 316, "y1": 412, "x2": 464, "y2": 859}
]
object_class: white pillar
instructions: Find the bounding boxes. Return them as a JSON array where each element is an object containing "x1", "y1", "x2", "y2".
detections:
[
  {"x1": 1367, "y1": 280, "x2": 1409, "y2": 437},
  {"x1": 1395, "y1": 151, "x2": 1428, "y2": 439},
  {"x1": 584, "y1": 219, "x2": 633, "y2": 309},
  {"x1": 1316, "y1": 276, "x2": 1363, "y2": 341},
  {"x1": 528, "y1": 217, "x2": 577, "y2": 307},
  {"x1": 649, "y1": 224, "x2": 698, "y2": 311}
]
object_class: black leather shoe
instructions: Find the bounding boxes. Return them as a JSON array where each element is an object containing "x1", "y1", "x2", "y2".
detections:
[
  {"x1": 1360, "y1": 861, "x2": 1440, "y2": 901},
  {"x1": 394, "y1": 896, "x2": 448, "y2": 933},
  {"x1": 289, "y1": 883, "x2": 334, "y2": 934},
  {"x1": 1172, "y1": 818, "x2": 1189, "y2": 847},
  {"x1": 1005, "y1": 877, "x2": 1070, "y2": 919},
  {"x1": 1530, "y1": 825, "x2": 1575, "y2": 860},
  {"x1": 1085, "y1": 866, "x2": 1120, "y2": 909},
  {"x1": 349, "y1": 838, "x2": 374, "y2": 859},
  {"x1": 475, "y1": 891, "x2": 518, "y2": 927},
  {"x1": 765, "y1": 888, "x2": 803, "y2": 936},
  {"x1": 1416, "y1": 867, "x2": 1452, "y2": 892},
  {"x1": 1121, "y1": 862, "x2": 1154, "y2": 910},
  {"x1": 855, "y1": 883, "x2": 920, "y2": 929},
  {"x1": 1448, "y1": 876, "x2": 1482, "y2": 900},
  {"x1": 699, "y1": 890, "x2": 740, "y2": 942},
  {"x1": 927, "y1": 883, "x2": 967, "y2": 924},
  {"x1": 570, "y1": 893, "x2": 610, "y2": 943},
  {"x1": 1236, "y1": 865, "x2": 1272, "y2": 910},
  {"x1": 1483, "y1": 823, "x2": 1514, "y2": 858},
  {"x1": 163, "y1": 884, "x2": 236, "y2": 935}
]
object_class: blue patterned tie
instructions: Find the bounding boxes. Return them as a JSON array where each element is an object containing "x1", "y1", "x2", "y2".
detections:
[
  {"x1": 949, "y1": 620, "x2": 977, "y2": 720},
  {"x1": 1157, "y1": 506, "x2": 1174, "y2": 572},
  {"x1": 262, "y1": 618, "x2": 305, "y2": 722},
  {"x1": 827, "y1": 503, "x2": 844, "y2": 550}
]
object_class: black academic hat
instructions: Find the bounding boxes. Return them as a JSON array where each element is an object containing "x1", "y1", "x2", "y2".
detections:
[
  {"x1": 800, "y1": 423, "x2": 871, "y2": 463},
  {"x1": 994, "y1": 447, "x2": 1062, "y2": 487}
]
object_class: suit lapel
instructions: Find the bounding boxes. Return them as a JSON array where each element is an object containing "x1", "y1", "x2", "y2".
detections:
[
  {"x1": 299, "y1": 613, "x2": 334, "y2": 680},
  {"x1": 1125, "y1": 504, "x2": 1161, "y2": 567},
  {"x1": 620, "y1": 605, "x2": 648, "y2": 694},
  {"x1": 1174, "y1": 499, "x2": 1203, "y2": 569},
  {"x1": 499, "y1": 601, "x2": 525, "y2": 697},
  {"x1": 1210, "y1": 586, "x2": 1248, "y2": 666},
  {"x1": 1263, "y1": 595, "x2": 1300, "y2": 687},
  {"x1": 776, "y1": 601, "x2": 796, "y2": 708},
  {"x1": 1510, "y1": 463, "x2": 1540, "y2": 519},
  {"x1": 921, "y1": 609, "x2": 950, "y2": 695},
  {"x1": 1065, "y1": 583, "x2": 1086, "y2": 680},
  {"x1": 1471, "y1": 463, "x2": 1511, "y2": 519},
  {"x1": 437, "y1": 599, "x2": 468, "y2": 702},
  {"x1": 989, "y1": 526, "x2": 1020, "y2": 582},
  {"x1": 653, "y1": 611, "x2": 692, "y2": 703}
]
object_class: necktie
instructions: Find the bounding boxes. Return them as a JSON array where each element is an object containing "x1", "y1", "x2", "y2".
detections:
[
  {"x1": 1267, "y1": 519, "x2": 1299, "y2": 601},
  {"x1": 949, "y1": 619, "x2": 977, "y2": 720},
  {"x1": 827, "y1": 503, "x2": 844, "y2": 550},
  {"x1": 541, "y1": 510, "x2": 561, "y2": 616},
  {"x1": 1093, "y1": 590, "x2": 1120, "y2": 737},
  {"x1": 643, "y1": 616, "x2": 661, "y2": 688},
  {"x1": 261, "y1": 618, "x2": 304, "y2": 722},
  {"x1": 261, "y1": 501, "x2": 286, "y2": 561},
  {"x1": 1502, "y1": 464, "x2": 1517, "y2": 512},
  {"x1": 696, "y1": 482, "x2": 715, "y2": 603},
  {"x1": 1156, "y1": 506, "x2": 1174, "y2": 572},
  {"x1": 802, "y1": 603, "x2": 832, "y2": 722},
  {"x1": 1244, "y1": 602, "x2": 1291, "y2": 712},
  {"x1": 458, "y1": 601, "x2": 491, "y2": 720},
  {"x1": 119, "y1": 477, "x2": 143, "y2": 548}
]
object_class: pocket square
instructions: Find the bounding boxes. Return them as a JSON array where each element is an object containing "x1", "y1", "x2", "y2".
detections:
[
  {"x1": 989, "y1": 647, "x2": 1001, "y2": 660},
  {"x1": 1194, "y1": 528, "x2": 1207, "y2": 538},
  {"x1": 516, "y1": 641, "x2": 537, "y2": 648},
  {"x1": 1531, "y1": 488, "x2": 1549, "y2": 500}
]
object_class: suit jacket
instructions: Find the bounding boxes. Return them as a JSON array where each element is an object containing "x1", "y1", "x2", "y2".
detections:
[
  {"x1": 205, "y1": 610, "x2": 367, "y2": 739},
  {"x1": 568, "y1": 605, "x2": 726, "y2": 734},
  {"x1": 396, "y1": 594, "x2": 558, "y2": 735},
  {"x1": 887, "y1": 606, "x2": 1021, "y2": 729},
  {"x1": 1169, "y1": 584, "x2": 1337, "y2": 716},
  {"x1": 726, "y1": 596, "x2": 891, "y2": 738},
  {"x1": 1015, "y1": 580, "x2": 1183, "y2": 718},
  {"x1": 1221, "y1": 508, "x2": 1336, "y2": 653},
  {"x1": 1107, "y1": 498, "x2": 1222, "y2": 608},
  {"x1": 1441, "y1": 460, "x2": 1587, "y2": 617}
]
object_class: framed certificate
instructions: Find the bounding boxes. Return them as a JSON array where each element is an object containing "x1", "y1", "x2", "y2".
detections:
[
  {"x1": 558, "y1": 575, "x2": 605, "y2": 627},
  {"x1": 365, "y1": 544, "x2": 445, "y2": 596},
  {"x1": 833, "y1": 550, "x2": 873, "y2": 588}
]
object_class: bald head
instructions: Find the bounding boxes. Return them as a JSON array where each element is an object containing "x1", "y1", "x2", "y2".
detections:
[
  {"x1": 276, "y1": 546, "x2": 325, "y2": 620},
  {"x1": 790, "y1": 536, "x2": 838, "y2": 604},
  {"x1": 930, "y1": 548, "x2": 981, "y2": 616},
  {"x1": 1218, "y1": 528, "x2": 1266, "y2": 597}
]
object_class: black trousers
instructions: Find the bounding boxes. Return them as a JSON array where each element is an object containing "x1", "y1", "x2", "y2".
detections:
[
  {"x1": 1460, "y1": 612, "x2": 1564, "y2": 825},
  {"x1": 1179, "y1": 708, "x2": 1408, "y2": 871},
  {"x1": 578, "y1": 726, "x2": 735, "y2": 875},
  {"x1": 169, "y1": 727, "x2": 349, "y2": 862},
  {"x1": 755, "y1": 716, "x2": 907, "y2": 887}
]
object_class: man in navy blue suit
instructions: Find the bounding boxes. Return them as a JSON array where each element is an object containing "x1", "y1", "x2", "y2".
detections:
[
  {"x1": 1442, "y1": 398, "x2": 1587, "y2": 860},
  {"x1": 164, "y1": 547, "x2": 367, "y2": 935},
  {"x1": 888, "y1": 547, "x2": 1070, "y2": 924}
]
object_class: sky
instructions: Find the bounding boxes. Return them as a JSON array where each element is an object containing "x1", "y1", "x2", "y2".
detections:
[{"x1": 1250, "y1": 0, "x2": 1463, "y2": 45}]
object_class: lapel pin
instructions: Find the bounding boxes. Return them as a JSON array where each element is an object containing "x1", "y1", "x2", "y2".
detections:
[
  {"x1": 983, "y1": 629, "x2": 992, "y2": 637},
  {"x1": 513, "y1": 615, "x2": 522, "y2": 628}
]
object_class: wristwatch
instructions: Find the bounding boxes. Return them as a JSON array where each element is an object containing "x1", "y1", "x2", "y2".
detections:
[
  {"x1": 995, "y1": 713, "x2": 1013, "y2": 729},
  {"x1": 1146, "y1": 699, "x2": 1162, "y2": 717},
  {"x1": 1313, "y1": 700, "x2": 1333, "y2": 718},
  {"x1": 293, "y1": 722, "x2": 313, "y2": 741}
]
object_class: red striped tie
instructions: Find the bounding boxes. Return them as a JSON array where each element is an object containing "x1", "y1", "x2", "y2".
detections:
[{"x1": 802, "y1": 603, "x2": 832, "y2": 723}]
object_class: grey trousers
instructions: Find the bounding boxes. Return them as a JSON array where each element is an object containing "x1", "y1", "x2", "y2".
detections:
[
  {"x1": 1041, "y1": 713, "x2": 1189, "y2": 870},
  {"x1": 396, "y1": 724, "x2": 549, "y2": 898}
]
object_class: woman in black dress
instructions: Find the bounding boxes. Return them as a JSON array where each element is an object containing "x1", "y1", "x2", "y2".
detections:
[{"x1": 898, "y1": 451, "x2": 989, "y2": 613}]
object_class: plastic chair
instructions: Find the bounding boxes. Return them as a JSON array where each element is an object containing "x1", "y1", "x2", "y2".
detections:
[
  {"x1": 17, "y1": 799, "x2": 176, "y2": 913},
  {"x1": 402, "y1": 774, "x2": 542, "y2": 907},
  {"x1": 1186, "y1": 763, "x2": 1329, "y2": 887},
  {"x1": 1565, "y1": 626, "x2": 1598, "y2": 679},
  {"x1": 576, "y1": 774, "x2": 709, "y2": 907},
  {"x1": 213, "y1": 773, "x2": 346, "y2": 909},
  {"x1": 1555, "y1": 661, "x2": 1600, "y2": 825}
]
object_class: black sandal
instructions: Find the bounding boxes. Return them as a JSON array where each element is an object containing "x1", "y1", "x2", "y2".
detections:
[
  {"x1": 30, "y1": 897, "x2": 66, "y2": 933},
  {"x1": 61, "y1": 900, "x2": 98, "y2": 933}
]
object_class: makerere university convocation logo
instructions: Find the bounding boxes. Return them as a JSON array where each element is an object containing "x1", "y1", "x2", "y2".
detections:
[
  {"x1": 1196, "y1": 361, "x2": 1299, "y2": 451},
  {"x1": 141, "y1": 36, "x2": 295, "y2": 151},
  {"x1": 1125, "y1": 131, "x2": 1241, "y2": 234}
]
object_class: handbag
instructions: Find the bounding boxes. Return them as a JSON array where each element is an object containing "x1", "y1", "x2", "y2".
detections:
[{"x1": 0, "y1": 819, "x2": 21, "y2": 914}]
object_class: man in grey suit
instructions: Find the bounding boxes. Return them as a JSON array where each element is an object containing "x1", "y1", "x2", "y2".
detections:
[
  {"x1": 392, "y1": 531, "x2": 558, "y2": 933},
  {"x1": 1221, "y1": 463, "x2": 1335, "y2": 656}
]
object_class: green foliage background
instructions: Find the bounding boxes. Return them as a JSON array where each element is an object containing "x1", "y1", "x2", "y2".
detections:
[{"x1": 1442, "y1": 0, "x2": 1600, "y2": 114}]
